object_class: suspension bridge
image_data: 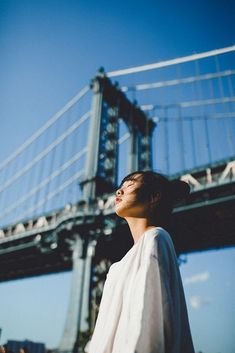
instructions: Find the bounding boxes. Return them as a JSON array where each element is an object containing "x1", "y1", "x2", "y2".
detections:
[{"x1": 0, "y1": 45, "x2": 235, "y2": 352}]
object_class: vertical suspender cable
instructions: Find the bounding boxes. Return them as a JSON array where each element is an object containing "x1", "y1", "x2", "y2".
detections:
[
  {"x1": 208, "y1": 74, "x2": 220, "y2": 159},
  {"x1": 164, "y1": 107, "x2": 170, "y2": 175},
  {"x1": 176, "y1": 65, "x2": 186, "y2": 171},
  {"x1": 189, "y1": 114, "x2": 197, "y2": 168},
  {"x1": 195, "y1": 60, "x2": 212, "y2": 165},
  {"x1": 227, "y1": 71, "x2": 235, "y2": 155},
  {"x1": 42, "y1": 114, "x2": 60, "y2": 216},
  {"x1": 0, "y1": 85, "x2": 89, "y2": 172},
  {"x1": 215, "y1": 55, "x2": 234, "y2": 154},
  {"x1": 177, "y1": 105, "x2": 185, "y2": 171}
]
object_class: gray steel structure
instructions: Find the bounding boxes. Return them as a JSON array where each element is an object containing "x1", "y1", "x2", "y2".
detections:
[
  {"x1": 0, "y1": 159, "x2": 234, "y2": 353},
  {"x1": 81, "y1": 69, "x2": 155, "y2": 201},
  {"x1": 0, "y1": 71, "x2": 156, "y2": 353},
  {"x1": 0, "y1": 71, "x2": 235, "y2": 353},
  {"x1": 60, "y1": 70, "x2": 155, "y2": 353}
]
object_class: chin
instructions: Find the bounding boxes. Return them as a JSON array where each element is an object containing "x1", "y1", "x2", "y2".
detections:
[{"x1": 115, "y1": 204, "x2": 126, "y2": 218}]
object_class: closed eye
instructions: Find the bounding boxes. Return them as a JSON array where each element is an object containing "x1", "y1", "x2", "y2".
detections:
[{"x1": 123, "y1": 181, "x2": 135, "y2": 187}]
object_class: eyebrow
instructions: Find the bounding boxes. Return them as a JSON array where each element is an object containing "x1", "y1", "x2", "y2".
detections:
[{"x1": 119, "y1": 178, "x2": 138, "y2": 188}]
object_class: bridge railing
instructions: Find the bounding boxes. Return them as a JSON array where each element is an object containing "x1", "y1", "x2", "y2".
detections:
[{"x1": 0, "y1": 158, "x2": 234, "y2": 241}]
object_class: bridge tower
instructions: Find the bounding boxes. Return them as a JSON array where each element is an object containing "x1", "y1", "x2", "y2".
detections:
[
  {"x1": 81, "y1": 68, "x2": 156, "y2": 200},
  {"x1": 58, "y1": 69, "x2": 156, "y2": 353}
]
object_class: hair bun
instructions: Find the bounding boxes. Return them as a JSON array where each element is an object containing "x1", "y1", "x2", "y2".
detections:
[{"x1": 169, "y1": 179, "x2": 191, "y2": 202}]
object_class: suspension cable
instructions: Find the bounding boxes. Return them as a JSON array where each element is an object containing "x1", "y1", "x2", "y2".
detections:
[
  {"x1": 121, "y1": 70, "x2": 235, "y2": 92},
  {"x1": 163, "y1": 107, "x2": 170, "y2": 175},
  {"x1": 118, "y1": 132, "x2": 130, "y2": 144},
  {"x1": 141, "y1": 96, "x2": 235, "y2": 111},
  {"x1": 107, "y1": 45, "x2": 235, "y2": 77},
  {"x1": 15, "y1": 169, "x2": 85, "y2": 223},
  {"x1": 0, "y1": 148, "x2": 87, "y2": 219},
  {"x1": 215, "y1": 55, "x2": 234, "y2": 153},
  {"x1": 0, "y1": 111, "x2": 90, "y2": 194},
  {"x1": 153, "y1": 112, "x2": 235, "y2": 122},
  {"x1": 0, "y1": 85, "x2": 89, "y2": 172}
]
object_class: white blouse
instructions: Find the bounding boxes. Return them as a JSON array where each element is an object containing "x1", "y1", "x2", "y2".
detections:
[{"x1": 87, "y1": 227, "x2": 195, "y2": 353}]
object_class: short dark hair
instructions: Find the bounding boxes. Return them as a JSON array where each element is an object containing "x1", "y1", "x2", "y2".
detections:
[{"x1": 119, "y1": 170, "x2": 190, "y2": 227}]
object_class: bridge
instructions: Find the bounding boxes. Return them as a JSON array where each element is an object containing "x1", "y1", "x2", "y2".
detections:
[{"x1": 0, "y1": 45, "x2": 235, "y2": 352}]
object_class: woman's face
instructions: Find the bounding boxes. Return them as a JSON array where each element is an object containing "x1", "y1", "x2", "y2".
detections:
[{"x1": 115, "y1": 174, "x2": 149, "y2": 218}]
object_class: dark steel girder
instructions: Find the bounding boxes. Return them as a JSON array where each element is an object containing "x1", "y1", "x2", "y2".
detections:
[{"x1": 0, "y1": 181, "x2": 234, "y2": 283}]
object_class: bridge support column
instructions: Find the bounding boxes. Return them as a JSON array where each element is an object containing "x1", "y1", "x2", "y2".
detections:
[
  {"x1": 139, "y1": 133, "x2": 154, "y2": 171},
  {"x1": 81, "y1": 74, "x2": 103, "y2": 201},
  {"x1": 128, "y1": 118, "x2": 155, "y2": 173},
  {"x1": 58, "y1": 236, "x2": 96, "y2": 353},
  {"x1": 128, "y1": 128, "x2": 139, "y2": 173}
]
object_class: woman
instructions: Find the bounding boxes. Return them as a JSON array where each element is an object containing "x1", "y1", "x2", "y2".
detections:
[{"x1": 87, "y1": 171, "x2": 195, "y2": 353}]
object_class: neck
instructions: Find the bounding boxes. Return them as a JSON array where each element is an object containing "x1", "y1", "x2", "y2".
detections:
[{"x1": 125, "y1": 217, "x2": 157, "y2": 244}]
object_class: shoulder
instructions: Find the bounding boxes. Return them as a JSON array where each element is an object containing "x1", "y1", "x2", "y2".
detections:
[
  {"x1": 150, "y1": 227, "x2": 175, "y2": 250},
  {"x1": 149, "y1": 227, "x2": 177, "y2": 264}
]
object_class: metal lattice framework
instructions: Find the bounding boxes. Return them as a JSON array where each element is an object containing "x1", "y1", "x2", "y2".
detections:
[
  {"x1": 0, "y1": 45, "x2": 235, "y2": 229},
  {"x1": 0, "y1": 45, "x2": 235, "y2": 353}
]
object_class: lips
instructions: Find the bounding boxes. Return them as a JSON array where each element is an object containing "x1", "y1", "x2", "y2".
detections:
[{"x1": 115, "y1": 197, "x2": 122, "y2": 204}]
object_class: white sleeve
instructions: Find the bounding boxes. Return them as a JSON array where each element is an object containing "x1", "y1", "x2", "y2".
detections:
[
  {"x1": 132, "y1": 234, "x2": 194, "y2": 353},
  {"x1": 130, "y1": 254, "x2": 166, "y2": 353}
]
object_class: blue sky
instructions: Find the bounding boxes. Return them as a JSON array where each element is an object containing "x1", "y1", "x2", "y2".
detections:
[{"x1": 0, "y1": 1, "x2": 235, "y2": 352}]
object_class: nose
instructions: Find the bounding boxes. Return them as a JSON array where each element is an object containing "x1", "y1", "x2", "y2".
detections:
[{"x1": 116, "y1": 188, "x2": 123, "y2": 197}]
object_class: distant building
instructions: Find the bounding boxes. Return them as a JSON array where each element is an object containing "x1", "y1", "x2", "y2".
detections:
[{"x1": 7, "y1": 340, "x2": 45, "y2": 353}]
